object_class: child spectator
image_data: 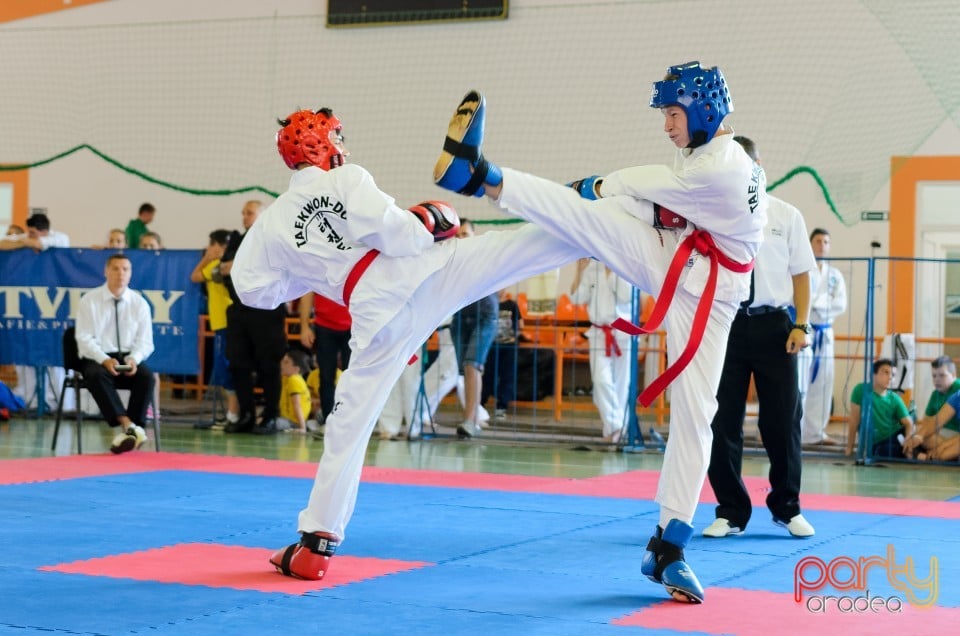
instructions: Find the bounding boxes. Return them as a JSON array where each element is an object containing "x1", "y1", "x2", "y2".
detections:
[
  {"x1": 138, "y1": 231, "x2": 163, "y2": 250},
  {"x1": 275, "y1": 349, "x2": 312, "y2": 434},
  {"x1": 91, "y1": 228, "x2": 126, "y2": 250},
  {"x1": 106, "y1": 228, "x2": 127, "y2": 249},
  {"x1": 847, "y1": 358, "x2": 917, "y2": 459},
  {"x1": 903, "y1": 355, "x2": 960, "y2": 461},
  {"x1": 190, "y1": 229, "x2": 240, "y2": 428}
]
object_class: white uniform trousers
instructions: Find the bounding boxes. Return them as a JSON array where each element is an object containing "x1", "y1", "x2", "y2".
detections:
[
  {"x1": 298, "y1": 223, "x2": 586, "y2": 539},
  {"x1": 497, "y1": 169, "x2": 739, "y2": 523},
  {"x1": 586, "y1": 325, "x2": 633, "y2": 438},
  {"x1": 377, "y1": 362, "x2": 423, "y2": 437},
  {"x1": 417, "y1": 328, "x2": 460, "y2": 433},
  {"x1": 800, "y1": 325, "x2": 836, "y2": 443}
]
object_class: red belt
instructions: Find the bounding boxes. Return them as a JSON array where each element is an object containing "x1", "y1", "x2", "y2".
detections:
[
  {"x1": 341, "y1": 248, "x2": 421, "y2": 366},
  {"x1": 594, "y1": 324, "x2": 622, "y2": 357},
  {"x1": 342, "y1": 249, "x2": 380, "y2": 306},
  {"x1": 612, "y1": 229, "x2": 753, "y2": 406}
]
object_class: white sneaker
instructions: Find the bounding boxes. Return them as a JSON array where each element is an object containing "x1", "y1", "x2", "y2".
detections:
[
  {"x1": 110, "y1": 424, "x2": 145, "y2": 454},
  {"x1": 129, "y1": 424, "x2": 148, "y2": 450},
  {"x1": 702, "y1": 518, "x2": 744, "y2": 538},
  {"x1": 457, "y1": 420, "x2": 482, "y2": 439},
  {"x1": 774, "y1": 514, "x2": 815, "y2": 538},
  {"x1": 110, "y1": 430, "x2": 135, "y2": 454}
]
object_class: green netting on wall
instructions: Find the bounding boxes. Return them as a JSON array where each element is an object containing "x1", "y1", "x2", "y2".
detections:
[{"x1": 2, "y1": 1, "x2": 957, "y2": 224}]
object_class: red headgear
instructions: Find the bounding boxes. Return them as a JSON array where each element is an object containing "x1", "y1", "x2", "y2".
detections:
[{"x1": 276, "y1": 109, "x2": 346, "y2": 170}]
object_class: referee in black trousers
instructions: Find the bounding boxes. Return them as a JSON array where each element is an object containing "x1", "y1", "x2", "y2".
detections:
[
  {"x1": 704, "y1": 137, "x2": 818, "y2": 539},
  {"x1": 219, "y1": 200, "x2": 287, "y2": 435}
]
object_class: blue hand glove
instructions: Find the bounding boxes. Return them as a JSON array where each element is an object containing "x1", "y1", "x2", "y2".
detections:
[{"x1": 566, "y1": 175, "x2": 602, "y2": 200}]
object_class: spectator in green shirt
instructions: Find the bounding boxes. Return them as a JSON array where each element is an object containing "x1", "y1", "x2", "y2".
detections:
[
  {"x1": 904, "y1": 355, "x2": 960, "y2": 461},
  {"x1": 923, "y1": 355, "x2": 960, "y2": 417},
  {"x1": 125, "y1": 202, "x2": 155, "y2": 250},
  {"x1": 847, "y1": 358, "x2": 917, "y2": 459}
]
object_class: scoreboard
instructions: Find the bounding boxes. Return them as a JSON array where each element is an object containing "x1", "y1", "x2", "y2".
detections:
[{"x1": 327, "y1": 1, "x2": 508, "y2": 27}]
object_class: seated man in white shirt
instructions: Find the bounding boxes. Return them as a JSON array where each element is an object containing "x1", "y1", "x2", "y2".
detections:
[
  {"x1": 0, "y1": 213, "x2": 70, "y2": 251},
  {"x1": 75, "y1": 253, "x2": 156, "y2": 453}
]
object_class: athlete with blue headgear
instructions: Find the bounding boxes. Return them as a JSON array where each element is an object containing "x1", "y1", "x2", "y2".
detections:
[
  {"x1": 434, "y1": 61, "x2": 767, "y2": 603},
  {"x1": 650, "y1": 61, "x2": 733, "y2": 148}
]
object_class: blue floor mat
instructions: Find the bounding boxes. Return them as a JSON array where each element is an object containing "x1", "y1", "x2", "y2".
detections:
[{"x1": 2, "y1": 468, "x2": 958, "y2": 635}]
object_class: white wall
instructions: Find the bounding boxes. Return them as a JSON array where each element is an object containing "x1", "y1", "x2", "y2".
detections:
[
  {"x1": 10, "y1": 0, "x2": 321, "y2": 248},
  {"x1": 8, "y1": 0, "x2": 960, "y2": 421},
  {"x1": 6, "y1": 0, "x2": 960, "y2": 262}
]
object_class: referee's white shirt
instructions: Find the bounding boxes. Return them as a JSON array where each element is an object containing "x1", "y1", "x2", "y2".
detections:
[
  {"x1": 75, "y1": 283, "x2": 155, "y2": 365},
  {"x1": 746, "y1": 195, "x2": 816, "y2": 310}
]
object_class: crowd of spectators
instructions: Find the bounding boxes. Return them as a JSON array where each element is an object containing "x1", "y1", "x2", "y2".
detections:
[{"x1": 4, "y1": 206, "x2": 960, "y2": 463}]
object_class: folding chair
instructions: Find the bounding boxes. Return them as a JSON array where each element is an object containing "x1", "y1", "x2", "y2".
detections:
[{"x1": 52, "y1": 327, "x2": 160, "y2": 453}]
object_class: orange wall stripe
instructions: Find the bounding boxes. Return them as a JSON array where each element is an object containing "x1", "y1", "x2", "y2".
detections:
[
  {"x1": 888, "y1": 156, "x2": 960, "y2": 332},
  {"x1": 0, "y1": 0, "x2": 112, "y2": 24},
  {"x1": 0, "y1": 168, "x2": 29, "y2": 229}
]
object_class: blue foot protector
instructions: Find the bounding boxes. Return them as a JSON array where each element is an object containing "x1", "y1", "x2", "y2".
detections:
[
  {"x1": 434, "y1": 91, "x2": 502, "y2": 197},
  {"x1": 640, "y1": 519, "x2": 705, "y2": 603}
]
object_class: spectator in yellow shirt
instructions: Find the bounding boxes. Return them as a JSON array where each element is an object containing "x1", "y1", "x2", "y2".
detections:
[
  {"x1": 190, "y1": 229, "x2": 239, "y2": 427},
  {"x1": 277, "y1": 349, "x2": 312, "y2": 434}
]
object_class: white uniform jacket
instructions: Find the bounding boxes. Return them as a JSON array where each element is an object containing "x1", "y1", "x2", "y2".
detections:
[
  {"x1": 748, "y1": 195, "x2": 816, "y2": 309},
  {"x1": 600, "y1": 134, "x2": 767, "y2": 304},
  {"x1": 231, "y1": 164, "x2": 442, "y2": 347}
]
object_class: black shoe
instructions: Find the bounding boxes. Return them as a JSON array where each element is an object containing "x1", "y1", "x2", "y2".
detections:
[
  {"x1": 225, "y1": 412, "x2": 255, "y2": 434},
  {"x1": 252, "y1": 418, "x2": 278, "y2": 435}
]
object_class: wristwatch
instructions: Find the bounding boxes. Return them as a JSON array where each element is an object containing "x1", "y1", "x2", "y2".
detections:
[{"x1": 791, "y1": 323, "x2": 812, "y2": 334}]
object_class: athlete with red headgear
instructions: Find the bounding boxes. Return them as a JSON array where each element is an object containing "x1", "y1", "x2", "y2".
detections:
[
  {"x1": 231, "y1": 107, "x2": 586, "y2": 582},
  {"x1": 433, "y1": 62, "x2": 767, "y2": 603}
]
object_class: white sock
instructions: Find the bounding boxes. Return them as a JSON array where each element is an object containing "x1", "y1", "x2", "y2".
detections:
[
  {"x1": 226, "y1": 411, "x2": 239, "y2": 423},
  {"x1": 659, "y1": 506, "x2": 691, "y2": 530}
]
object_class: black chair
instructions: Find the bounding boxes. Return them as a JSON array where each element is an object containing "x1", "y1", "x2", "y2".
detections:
[{"x1": 52, "y1": 327, "x2": 160, "y2": 453}]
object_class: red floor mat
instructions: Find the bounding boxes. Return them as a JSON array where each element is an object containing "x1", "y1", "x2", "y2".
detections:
[{"x1": 40, "y1": 543, "x2": 431, "y2": 594}]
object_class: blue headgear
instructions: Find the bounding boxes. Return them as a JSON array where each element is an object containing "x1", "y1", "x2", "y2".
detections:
[{"x1": 649, "y1": 61, "x2": 733, "y2": 148}]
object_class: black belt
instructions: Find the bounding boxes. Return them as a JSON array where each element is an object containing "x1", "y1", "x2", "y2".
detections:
[{"x1": 737, "y1": 305, "x2": 787, "y2": 317}]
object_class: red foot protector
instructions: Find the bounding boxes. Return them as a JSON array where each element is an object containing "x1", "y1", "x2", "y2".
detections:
[
  {"x1": 39, "y1": 543, "x2": 432, "y2": 594},
  {"x1": 269, "y1": 532, "x2": 339, "y2": 580},
  {"x1": 613, "y1": 587, "x2": 959, "y2": 634}
]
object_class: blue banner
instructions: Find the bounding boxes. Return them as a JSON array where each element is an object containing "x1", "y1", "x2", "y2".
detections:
[{"x1": 0, "y1": 249, "x2": 201, "y2": 374}]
